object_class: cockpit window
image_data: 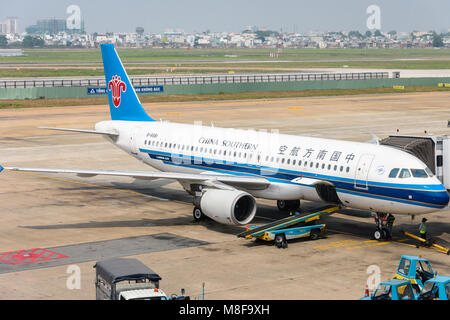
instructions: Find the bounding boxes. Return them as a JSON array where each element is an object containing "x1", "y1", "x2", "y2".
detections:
[
  {"x1": 425, "y1": 167, "x2": 434, "y2": 177},
  {"x1": 410, "y1": 169, "x2": 428, "y2": 178},
  {"x1": 389, "y1": 168, "x2": 400, "y2": 178},
  {"x1": 399, "y1": 169, "x2": 411, "y2": 178}
]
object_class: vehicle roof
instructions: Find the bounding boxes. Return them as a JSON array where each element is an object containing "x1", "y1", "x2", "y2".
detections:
[
  {"x1": 94, "y1": 258, "x2": 162, "y2": 284},
  {"x1": 119, "y1": 288, "x2": 167, "y2": 300},
  {"x1": 380, "y1": 279, "x2": 411, "y2": 286},
  {"x1": 400, "y1": 255, "x2": 429, "y2": 262}
]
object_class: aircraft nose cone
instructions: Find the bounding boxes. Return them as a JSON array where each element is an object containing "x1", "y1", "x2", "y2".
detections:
[{"x1": 429, "y1": 188, "x2": 450, "y2": 207}]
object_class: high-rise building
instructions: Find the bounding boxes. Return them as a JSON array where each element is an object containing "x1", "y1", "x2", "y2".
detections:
[
  {"x1": 26, "y1": 18, "x2": 67, "y2": 35},
  {"x1": 26, "y1": 17, "x2": 84, "y2": 35},
  {"x1": 1, "y1": 17, "x2": 18, "y2": 34}
]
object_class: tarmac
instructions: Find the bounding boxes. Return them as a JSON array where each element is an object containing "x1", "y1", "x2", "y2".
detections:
[{"x1": 0, "y1": 91, "x2": 449, "y2": 299}]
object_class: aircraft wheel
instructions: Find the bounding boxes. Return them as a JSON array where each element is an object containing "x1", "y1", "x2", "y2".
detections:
[
  {"x1": 277, "y1": 200, "x2": 300, "y2": 211},
  {"x1": 310, "y1": 229, "x2": 320, "y2": 240},
  {"x1": 193, "y1": 207, "x2": 204, "y2": 222},
  {"x1": 374, "y1": 229, "x2": 382, "y2": 241},
  {"x1": 277, "y1": 200, "x2": 288, "y2": 211},
  {"x1": 274, "y1": 234, "x2": 285, "y2": 248}
]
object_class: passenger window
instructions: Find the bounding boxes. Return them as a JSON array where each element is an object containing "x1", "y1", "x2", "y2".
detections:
[
  {"x1": 293, "y1": 160, "x2": 296, "y2": 165},
  {"x1": 389, "y1": 168, "x2": 400, "y2": 178},
  {"x1": 340, "y1": 166, "x2": 343, "y2": 172},
  {"x1": 399, "y1": 169, "x2": 411, "y2": 178},
  {"x1": 315, "y1": 163, "x2": 319, "y2": 168},
  {"x1": 346, "y1": 167, "x2": 350, "y2": 173},
  {"x1": 304, "y1": 161, "x2": 308, "y2": 167},
  {"x1": 281, "y1": 158, "x2": 285, "y2": 164},
  {"x1": 298, "y1": 160, "x2": 302, "y2": 166},
  {"x1": 334, "y1": 165, "x2": 337, "y2": 171},
  {"x1": 328, "y1": 164, "x2": 331, "y2": 170},
  {"x1": 322, "y1": 163, "x2": 325, "y2": 169},
  {"x1": 287, "y1": 159, "x2": 290, "y2": 165},
  {"x1": 310, "y1": 162, "x2": 313, "y2": 167},
  {"x1": 410, "y1": 169, "x2": 428, "y2": 178}
]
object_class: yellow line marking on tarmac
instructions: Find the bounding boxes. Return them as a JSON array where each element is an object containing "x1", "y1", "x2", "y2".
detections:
[
  {"x1": 287, "y1": 106, "x2": 321, "y2": 120},
  {"x1": 346, "y1": 241, "x2": 390, "y2": 250}
]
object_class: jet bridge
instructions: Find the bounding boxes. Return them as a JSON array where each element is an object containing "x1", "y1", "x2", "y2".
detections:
[{"x1": 380, "y1": 134, "x2": 450, "y2": 190}]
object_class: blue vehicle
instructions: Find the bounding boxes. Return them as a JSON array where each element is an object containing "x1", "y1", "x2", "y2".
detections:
[
  {"x1": 238, "y1": 205, "x2": 338, "y2": 248},
  {"x1": 362, "y1": 279, "x2": 417, "y2": 300},
  {"x1": 419, "y1": 276, "x2": 450, "y2": 300},
  {"x1": 394, "y1": 255, "x2": 437, "y2": 293}
]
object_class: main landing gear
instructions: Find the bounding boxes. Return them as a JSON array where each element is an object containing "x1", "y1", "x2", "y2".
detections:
[
  {"x1": 277, "y1": 200, "x2": 300, "y2": 212},
  {"x1": 193, "y1": 207, "x2": 205, "y2": 222},
  {"x1": 372, "y1": 212, "x2": 392, "y2": 240}
]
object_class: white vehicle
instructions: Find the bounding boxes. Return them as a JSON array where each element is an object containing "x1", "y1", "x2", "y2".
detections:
[
  {"x1": 2, "y1": 44, "x2": 448, "y2": 240},
  {"x1": 118, "y1": 288, "x2": 168, "y2": 301}
]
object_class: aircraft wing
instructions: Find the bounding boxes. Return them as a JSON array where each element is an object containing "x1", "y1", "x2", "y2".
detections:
[{"x1": 2, "y1": 166, "x2": 270, "y2": 190}]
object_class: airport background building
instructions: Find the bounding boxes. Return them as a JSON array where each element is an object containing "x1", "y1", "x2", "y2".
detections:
[
  {"x1": 0, "y1": 17, "x2": 18, "y2": 35},
  {"x1": 26, "y1": 18, "x2": 85, "y2": 35}
]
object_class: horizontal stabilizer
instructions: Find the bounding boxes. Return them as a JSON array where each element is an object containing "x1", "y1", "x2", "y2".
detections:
[{"x1": 39, "y1": 127, "x2": 118, "y2": 136}]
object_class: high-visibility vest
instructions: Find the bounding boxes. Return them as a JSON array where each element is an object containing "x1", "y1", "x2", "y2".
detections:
[
  {"x1": 419, "y1": 223, "x2": 427, "y2": 234},
  {"x1": 387, "y1": 216, "x2": 395, "y2": 225}
]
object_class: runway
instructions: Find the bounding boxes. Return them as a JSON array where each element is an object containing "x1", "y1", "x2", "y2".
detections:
[{"x1": 0, "y1": 92, "x2": 449, "y2": 299}]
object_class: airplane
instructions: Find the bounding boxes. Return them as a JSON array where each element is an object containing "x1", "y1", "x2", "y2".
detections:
[{"x1": 2, "y1": 44, "x2": 449, "y2": 240}]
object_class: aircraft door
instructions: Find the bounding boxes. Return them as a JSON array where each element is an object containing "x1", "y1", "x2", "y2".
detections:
[
  {"x1": 354, "y1": 153, "x2": 375, "y2": 190},
  {"x1": 129, "y1": 127, "x2": 140, "y2": 155}
]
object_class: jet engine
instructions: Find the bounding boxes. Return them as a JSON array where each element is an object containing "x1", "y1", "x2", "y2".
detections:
[{"x1": 199, "y1": 189, "x2": 257, "y2": 225}]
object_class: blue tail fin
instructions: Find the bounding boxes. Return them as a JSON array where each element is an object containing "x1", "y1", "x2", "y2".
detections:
[{"x1": 101, "y1": 44, "x2": 154, "y2": 121}]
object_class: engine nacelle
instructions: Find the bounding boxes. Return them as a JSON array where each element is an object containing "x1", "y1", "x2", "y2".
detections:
[{"x1": 200, "y1": 189, "x2": 257, "y2": 225}]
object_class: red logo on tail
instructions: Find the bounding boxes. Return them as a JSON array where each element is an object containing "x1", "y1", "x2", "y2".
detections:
[{"x1": 108, "y1": 75, "x2": 126, "y2": 108}]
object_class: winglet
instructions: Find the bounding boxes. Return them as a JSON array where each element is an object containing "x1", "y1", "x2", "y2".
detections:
[{"x1": 0, "y1": 165, "x2": 4, "y2": 173}]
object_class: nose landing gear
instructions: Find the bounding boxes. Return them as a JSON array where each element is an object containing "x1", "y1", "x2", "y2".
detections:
[{"x1": 372, "y1": 212, "x2": 393, "y2": 240}]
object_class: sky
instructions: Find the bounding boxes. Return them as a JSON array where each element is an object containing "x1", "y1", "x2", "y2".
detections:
[{"x1": 1, "y1": 0, "x2": 449, "y2": 34}]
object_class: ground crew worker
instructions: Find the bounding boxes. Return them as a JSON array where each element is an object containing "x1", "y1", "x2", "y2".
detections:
[
  {"x1": 419, "y1": 218, "x2": 427, "y2": 240},
  {"x1": 386, "y1": 214, "x2": 395, "y2": 238}
]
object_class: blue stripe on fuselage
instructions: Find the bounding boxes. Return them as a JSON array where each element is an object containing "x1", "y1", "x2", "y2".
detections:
[{"x1": 139, "y1": 148, "x2": 448, "y2": 209}]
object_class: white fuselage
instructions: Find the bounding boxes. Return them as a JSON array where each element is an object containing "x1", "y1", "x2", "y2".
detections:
[{"x1": 95, "y1": 120, "x2": 449, "y2": 216}]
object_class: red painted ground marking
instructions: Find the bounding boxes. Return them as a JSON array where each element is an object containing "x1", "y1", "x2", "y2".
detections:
[{"x1": 0, "y1": 248, "x2": 68, "y2": 265}]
